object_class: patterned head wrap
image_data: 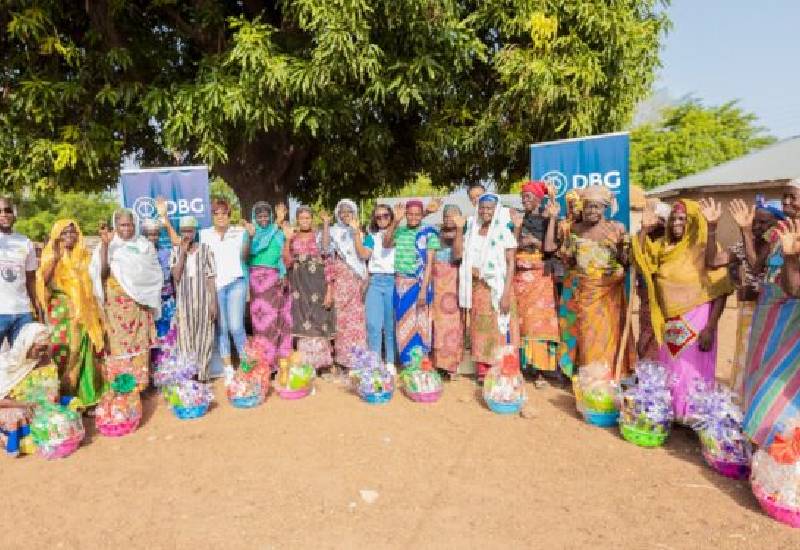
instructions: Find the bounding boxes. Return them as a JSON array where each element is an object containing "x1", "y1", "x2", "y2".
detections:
[
  {"x1": 179, "y1": 215, "x2": 199, "y2": 229},
  {"x1": 521, "y1": 180, "x2": 548, "y2": 198}
]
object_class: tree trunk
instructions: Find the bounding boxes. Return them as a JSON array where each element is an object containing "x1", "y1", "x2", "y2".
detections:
[{"x1": 214, "y1": 131, "x2": 308, "y2": 214}]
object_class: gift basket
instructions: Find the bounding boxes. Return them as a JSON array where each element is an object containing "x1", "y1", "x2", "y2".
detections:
[
  {"x1": 225, "y1": 343, "x2": 270, "y2": 408},
  {"x1": 104, "y1": 355, "x2": 148, "y2": 392},
  {"x1": 163, "y1": 380, "x2": 214, "y2": 419},
  {"x1": 153, "y1": 353, "x2": 200, "y2": 388},
  {"x1": 573, "y1": 362, "x2": 620, "y2": 427},
  {"x1": 348, "y1": 347, "x2": 394, "y2": 404},
  {"x1": 686, "y1": 382, "x2": 752, "y2": 480},
  {"x1": 275, "y1": 352, "x2": 315, "y2": 400},
  {"x1": 9, "y1": 365, "x2": 60, "y2": 405},
  {"x1": 619, "y1": 361, "x2": 674, "y2": 447},
  {"x1": 751, "y1": 427, "x2": 800, "y2": 528},
  {"x1": 400, "y1": 348, "x2": 442, "y2": 403},
  {"x1": 483, "y1": 347, "x2": 526, "y2": 415},
  {"x1": 95, "y1": 374, "x2": 142, "y2": 437},
  {"x1": 30, "y1": 401, "x2": 85, "y2": 459}
]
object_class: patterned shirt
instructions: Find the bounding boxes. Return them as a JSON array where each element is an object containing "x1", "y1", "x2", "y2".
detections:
[{"x1": 393, "y1": 226, "x2": 440, "y2": 276}]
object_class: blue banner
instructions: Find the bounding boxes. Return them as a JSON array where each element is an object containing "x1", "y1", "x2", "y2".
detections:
[
  {"x1": 118, "y1": 166, "x2": 211, "y2": 241},
  {"x1": 530, "y1": 133, "x2": 630, "y2": 229}
]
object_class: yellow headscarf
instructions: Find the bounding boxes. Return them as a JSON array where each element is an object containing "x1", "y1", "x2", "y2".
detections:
[
  {"x1": 36, "y1": 220, "x2": 105, "y2": 351},
  {"x1": 632, "y1": 199, "x2": 733, "y2": 345}
]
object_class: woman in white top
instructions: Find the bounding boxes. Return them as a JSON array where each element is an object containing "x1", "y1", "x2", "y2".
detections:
[
  {"x1": 199, "y1": 198, "x2": 248, "y2": 375},
  {"x1": 360, "y1": 204, "x2": 397, "y2": 369}
]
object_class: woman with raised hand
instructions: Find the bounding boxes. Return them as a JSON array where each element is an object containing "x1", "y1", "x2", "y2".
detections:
[
  {"x1": 170, "y1": 216, "x2": 217, "y2": 380},
  {"x1": 323, "y1": 199, "x2": 369, "y2": 368},
  {"x1": 36, "y1": 220, "x2": 105, "y2": 405},
  {"x1": 458, "y1": 193, "x2": 519, "y2": 382},
  {"x1": 633, "y1": 199, "x2": 733, "y2": 422},
  {"x1": 244, "y1": 202, "x2": 291, "y2": 366},
  {"x1": 284, "y1": 206, "x2": 335, "y2": 370},
  {"x1": 90, "y1": 209, "x2": 163, "y2": 391}
]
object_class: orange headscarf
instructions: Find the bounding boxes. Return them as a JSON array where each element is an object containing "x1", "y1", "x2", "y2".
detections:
[{"x1": 36, "y1": 220, "x2": 105, "y2": 351}]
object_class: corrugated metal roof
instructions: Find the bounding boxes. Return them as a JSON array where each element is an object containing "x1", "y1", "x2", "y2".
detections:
[{"x1": 647, "y1": 136, "x2": 800, "y2": 197}]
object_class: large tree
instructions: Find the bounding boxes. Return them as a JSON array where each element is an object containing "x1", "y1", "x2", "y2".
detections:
[
  {"x1": 1, "y1": 1, "x2": 668, "y2": 209},
  {"x1": 630, "y1": 98, "x2": 776, "y2": 190}
]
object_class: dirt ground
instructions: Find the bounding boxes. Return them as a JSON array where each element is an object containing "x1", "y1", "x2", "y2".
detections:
[{"x1": 2, "y1": 307, "x2": 799, "y2": 549}]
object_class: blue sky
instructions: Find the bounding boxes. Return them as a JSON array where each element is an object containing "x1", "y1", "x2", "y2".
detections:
[{"x1": 658, "y1": 0, "x2": 800, "y2": 138}]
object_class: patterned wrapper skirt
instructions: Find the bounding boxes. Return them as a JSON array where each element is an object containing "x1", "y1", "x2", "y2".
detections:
[
  {"x1": 289, "y1": 256, "x2": 335, "y2": 369},
  {"x1": 395, "y1": 274, "x2": 432, "y2": 366},
  {"x1": 514, "y1": 256, "x2": 559, "y2": 372},
  {"x1": 730, "y1": 299, "x2": 756, "y2": 400},
  {"x1": 332, "y1": 259, "x2": 367, "y2": 366},
  {"x1": 470, "y1": 278, "x2": 520, "y2": 365},
  {"x1": 105, "y1": 276, "x2": 154, "y2": 391},
  {"x1": 249, "y1": 266, "x2": 292, "y2": 366},
  {"x1": 431, "y1": 261, "x2": 463, "y2": 372}
]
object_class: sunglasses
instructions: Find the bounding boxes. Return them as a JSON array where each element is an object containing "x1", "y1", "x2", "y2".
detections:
[{"x1": 0, "y1": 207, "x2": 14, "y2": 215}]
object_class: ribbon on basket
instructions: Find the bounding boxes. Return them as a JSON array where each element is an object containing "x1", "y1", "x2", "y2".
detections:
[{"x1": 769, "y1": 427, "x2": 800, "y2": 465}]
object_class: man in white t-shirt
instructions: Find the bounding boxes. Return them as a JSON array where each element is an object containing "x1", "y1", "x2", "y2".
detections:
[{"x1": 0, "y1": 197, "x2": 38, "y2": 346}]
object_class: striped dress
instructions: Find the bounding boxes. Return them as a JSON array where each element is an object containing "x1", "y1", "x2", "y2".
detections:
[
  {"x1": 170, "y1": 244, "x2": 217, "y2": 381},
  {"x1": 743, "y1": 248, "x2": 800, "y2": 447}
]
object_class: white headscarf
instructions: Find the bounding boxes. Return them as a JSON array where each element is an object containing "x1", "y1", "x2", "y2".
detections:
[
  {"x1": 0, "y1": 323, "x2": 50, "y2": 399},
  {"x1": 89, "y1": 210, "x2": 164, "y2": 318},
  {"x1": 458, "y1": 194, "x2": 516, "y2": 336},
  {"x1": 329, "y1": 199, "x2": 367, "y2": 279}
]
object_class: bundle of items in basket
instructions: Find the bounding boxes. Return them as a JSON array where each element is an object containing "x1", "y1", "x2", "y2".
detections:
[
  {"x1": 573, "y1": 362, "x2": 620, "y2": 427},
  {"x1": 104, "y1": 355, "x2": 147, "y2": 392},
  {"x1": 163, "y1": 380, "x2": 214, "y2": 419},
  {"x1": 8, "y1": 365, "x2": 59, "y2": 405},
  {"x1": 95, "y1": 374, "x2": 142, "y2": 437},
  {"x1": 30, "y1": 401, "x2": 85, "y2": 459},
  {"x1": 686, "y1": 381, "x2": 752, "y2": 480},
  {"x1": 152, "y1": 352, "x2": 200, "y2": 388},
  {"x1": 399, "y1": 347, "x2": 442, "y2": 403},
  {"x1": 275, "y1": 352, "x2": 315, "y2": 399},
  {"x1": 349, "y1": 346, "x2": 394, "y2": 404},
  {"x1": 483, "y1": 347, "x2": 526, "y2": 414},
  {"x1": 225, "y1": 341, "x2": 270, "y2": 408},
  {"x1": 751, "y1": 426, "x2": 800, "y2": 528},
  {"x1": 619, "y1": 361, "x2": 674, "y2": 447}
]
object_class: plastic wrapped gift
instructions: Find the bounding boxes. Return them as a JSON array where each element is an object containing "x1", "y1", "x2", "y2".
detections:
[
  {"x1": 104, "y1": 355, "x2": 147, "y2": 392},
  {"x1": 153, "y1": 353, "x2": 200, "y2": 388},
  {"x1": 9, "y1": 365, "x2": 60, "y2": 405},
  {"x1": 619, "y1": 361, "x2": 674, "y2": 447},
  {"x1": 225, "y1": 347, "x2": 270, "y2": 408},
  {"x1": 483, "y1": 347, "x2": 526, "y2": 414},
  {"x1": 275, "y1": 351, "x2": 316, "y2": 399},
  {"x1": 96, "y1": 374, "x2": 142, "y2": 437},
  {"x1": 30, "y1": 402, "x2": 85, "y2": 460},
  {"x1": 163, "y1": 380, "x2": 214, "y2": 420},
  {"x1": 751, "y1": 427, "x2": 800, "y2": 528},
  {"x1": 348, "y1": 346, "x2": 394, "y2": 404},
  {"x1": 400, "y1": 348, "x2": 442, "y2": 403},
  {"x1": 573, "y1": 362, "x2": 620, "y2": 426},
  {"x1": 687, "y1": 381, "x2": 752, "y2": 479}
]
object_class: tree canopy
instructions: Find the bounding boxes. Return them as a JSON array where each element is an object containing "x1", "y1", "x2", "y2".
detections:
[
  {"x1": 1, "y1": 1, "x2": 669, "y2": 209},
  {"x1": 630, "y1": 98, "x2": 776, "y2": 190}
]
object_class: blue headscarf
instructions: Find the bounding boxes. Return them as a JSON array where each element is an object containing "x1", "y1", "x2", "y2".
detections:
[
  {"x1": 755, "y1": 196, "x2": 785, "y2": 221},
  {"x1": 250, "y1": 201, "x2": 286, "y2": 277}
]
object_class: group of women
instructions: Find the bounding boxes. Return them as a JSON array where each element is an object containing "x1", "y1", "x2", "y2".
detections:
[{"x1": 1, "y1": 181, "x2": 799, "y2": 455}]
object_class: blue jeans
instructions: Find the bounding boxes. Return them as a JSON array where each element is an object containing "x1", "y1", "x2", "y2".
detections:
[
  {"x1": 365, "y1": 273, "x2": 396, "y2": 364},
  {"x1": 215, "y1": 277, "x2": 247, "y2": 363},
  {"x1": 0, "y1": 312, "x2": 33, "y2": 348}
]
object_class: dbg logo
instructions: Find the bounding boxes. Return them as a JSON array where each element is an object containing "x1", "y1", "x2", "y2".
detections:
[{"x1": 541, "y1": 170, "x2": 622, "y2": 199}]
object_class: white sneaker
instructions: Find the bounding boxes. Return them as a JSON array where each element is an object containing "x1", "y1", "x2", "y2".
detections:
[{"x1": 385, "y1": 363, "x2": 397, "y2": 376}]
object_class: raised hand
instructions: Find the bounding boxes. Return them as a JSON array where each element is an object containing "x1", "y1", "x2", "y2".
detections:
[
  {"x1": 426, "y1": 198, "x2": 441, "y2": 215},
  {"x1": 778, "y1": 218, "x2": 800, "y2": 255},
  {"x1": 700, "y1": 197, "x2": 722, "y2": 224},
  {"x1": 99, "y1": 222, "x2": 114, "y2": 245},
  {"x1": 393, "y1": 202, "x2": 405, "y2": 222},
  {"x1": 275, "y1": 203, "x2": 288, "y2": 225},
  {"x1": 510, "y1": 208, "x2": 523, "y2": 228},
  {"x1": 156, "y1": 196, "x2": 168, "y2": 219},
  {"x1": 452, "y1": 214, "x2": 466, "y2": 229},
  {"x1": 242, "y1": 220, "x2": 256, "y2": 237},
  {"x1": 319, "y1": 210, "x2": 332, "y2": 225},
  {"x1": 179, "y1": 235, "x2": 192, "y2": 254},
  {"x1": 52, "y1": 237, "x2": 62, "y2": 261},
  {"x1": 544, "y1": 199, "x2": 561, "y2": 218},
  {"x1": 729, "y1": 198, "x2": 755, "y2": 229},
  {"x1": 348, "y1": 218, "x2": 361, "y2": 234},
  {"x1": 281, "y1": 221, "x2": 294, "y2": 240},
  {"x1": 641, "y1": 204, "x2": 658, "y2": 231}
]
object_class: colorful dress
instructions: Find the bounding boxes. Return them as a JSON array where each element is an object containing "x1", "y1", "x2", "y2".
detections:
[
  {"x1": 743, "y1": 248, "x2": 800, "y2": 447},
  {"x1": 431, "y1": 244, "x2": 463, "y2": 372},
  {"x1": 514, "y1": 248, "x2": 559, "y2": 373},
  {"x1": 393, "y1": 225, "x2": 440, "y2": 366},
  {"x1": 728, "y1": 241, "x2": 763, "y2": 399},
  {"x1": 36, "y1": 220, "x2": 105, "y2": 405},
  {"x1": 151, "y1": 246, "x2": 177, "y2": 369},
  {"x1": 633, "y1": 200, "x2": 733, "y2": 421},
  {"x1": 286, "y1": 232, "x2": 335, "y2": 369},
  {"x1": 249, "y1": 222, "x2": 291, "y2": 366},
  {"x1": 170, "y1": 244, "x2": 216, "y2": 380},
  {"x1": 565, "y1": 234, "x2": 633, "y2": 375}
]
